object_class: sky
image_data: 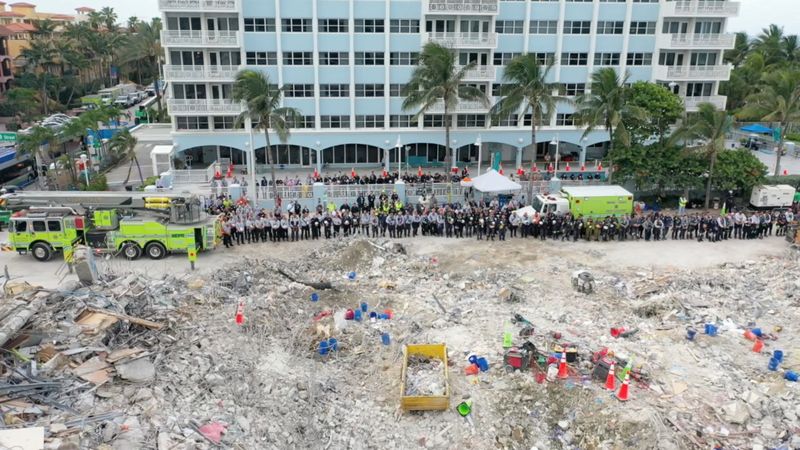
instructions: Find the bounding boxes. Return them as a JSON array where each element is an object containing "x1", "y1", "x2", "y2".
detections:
[{"x1": 11, "y1": 0, "x2": 800, "y2": 36}]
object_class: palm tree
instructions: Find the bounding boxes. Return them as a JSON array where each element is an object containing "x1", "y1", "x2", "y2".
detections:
[
  {"x1": 402, "y1": 42, "x2": 488, "y2": 170},
  {"x1": 19, "y1": 39, "x2": 56, "y2": 114},
  {"x1": 99, "y1": 7, "x2": 118, "y2": 32},
  {"x1": 17, "y1": 127, "x2": 57, "y2": 189},
  {"x1": 574, "y1": 68, "x2": 642, "y2": 183},
  {"x1": 742, "y1": 69, "x2": 800, "y2": 176},
  {"x1": 33, "y1": 19, "x2": 57, "y2": 38},
  {"x1": 109, "y1": 129, "x2": 145, "y2": 187},
  {"x1": 781, "y1": 35, "x2": 800, "y2": 64},
  {"x1": 675, "y1": 103, "x2": 732, "y2": 209},
  {"x1": 754, "y1": 25, "x2": 785, "y2": 65},
  {"x1": 491, "y1": 54, "x2": 561, "y2": 168},
  {"x1": 724, "y1": 32, "x2": 750, "y2": 67},
  {"x1": 232, "y1": 69, "x2": 301, "y2": 200},
  {"x1": 58, "y1": 117, "x2": 91, "y2": 184},
  {"x1": 5, "y1": 88, "x2": 39, "y2": 126},
  {"x1": 127, "y1": 16, "x2": 139, "y2": 32},
  {"x1": 120, "y1": 18, "x2": 163, "y2": 116}
]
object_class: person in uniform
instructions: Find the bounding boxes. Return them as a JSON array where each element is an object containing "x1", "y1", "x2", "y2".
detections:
[
  {"x1": 280, "y1": 215, "x2": 290, "y2": 241},
  {"x1": 412, "y1": 212, "x2": 421, "y2": 236},
  {"x1": 323, "y1": 214, "x2": 332, "y2": 239},
  {"x1": 222, "y1": 221, "x2": 233, "y2": 248},
  {"x1": 509, "y1": 213, "x2": 519, "y2": 238},
  {"x1": 331, "y1": 212, "x2": 341, "y2": 237},
  {"x1": 342, "y1": 212, "x2": 352, "y2": 237},
  {"x1": 371, "y1": 210, "x2": 380, "y2": 238},
  {"x1": 498, "y1": 214, "x2": 507, "y2": 241},
  {"x1": 301, "y1": 213, "x2": 310, "y2": 240},
  {"x1": 311, "y1": 214, "x2": 321, "y2": 240},
  {"x1": 662, "y1": 214, "x2": 672, "y2": 241},
  {"x1": 643, "y1": 215, "x2": 653, "y2": 242}
]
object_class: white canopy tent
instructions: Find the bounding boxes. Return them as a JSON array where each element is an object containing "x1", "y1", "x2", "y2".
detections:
[{"x1": 470, "y1": 169, "x2": 522, "y2": 193}]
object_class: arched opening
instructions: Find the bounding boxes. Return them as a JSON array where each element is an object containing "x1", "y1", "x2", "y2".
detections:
[
  {"x1": 403, "y1": 143, "x2": 448, "y2": 166},
  {"x1": 320, "y1": 143, "x2": 385, "y2": 166},
  {"x1": 176, "y1": 145, "x2": 245, "y2": 168},
  {"x1": 254, "y1": 144, "x2": 316, "y2": 167}
]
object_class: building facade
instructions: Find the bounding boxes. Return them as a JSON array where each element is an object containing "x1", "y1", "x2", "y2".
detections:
[
  {"x1": 0, "y1": 25, "x2": 12, "y2": 93},
  {"x1": 159, "y1": 0, "x2": 739, "y2": 172},
  {"x1": 0, "y1": 3, "x2": 91, "y2": 67}
]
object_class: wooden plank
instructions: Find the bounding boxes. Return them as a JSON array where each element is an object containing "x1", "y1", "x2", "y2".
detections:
[{"x1": 80, "y1": 308, "x2": 164, "y2": 331}]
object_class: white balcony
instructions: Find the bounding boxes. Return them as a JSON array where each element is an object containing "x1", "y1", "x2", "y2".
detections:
[
  {"x1": 425, "y1": 0, "x2": 498, "y2": 15},
  {"x1": 654, "y1": 64, "x2": 732, "y2": 81},
  {"x1": 659, "y1": 33, "x2": 736, "y2": 50},
  {"x1": 163, "y1": 65, "x2": 241, "y2": 82},
  {"x1": 168, "y1": 99, "x2": 244, "y2": 115},
  {"x1": 428, "y1": 99, "x2": 490, "y2": 113},
  {"x1": 427, "y1": 32, "x2": 496, "y2": 48},
  {"x1": 684, "y1": 95, "x2": 727, "y2": 111},
  {"x1": 663, "y1": 1, "x2": 740, "y2": 17},
  {"x1": 459, "y1": 65, "x2": 495, "y2": 81},
  {"x1": 158, "y1": 0, "x2": 238, "y2": 11},
  {"x1": 161, "y1": 30, "x2": 240, "y2": 48}
]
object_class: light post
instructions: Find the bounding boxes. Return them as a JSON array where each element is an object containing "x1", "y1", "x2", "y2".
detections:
[
  {"x1": 404, "y1": 145, "x2": 410, "y2": 174},
  {"x1": 451, "y1": 139, "x2": 458, "y2": 173},
  {"x1": 517, "y1": 137, "x2": 524, "y2": 172},
  {"x1": 247, "y1": 124, "x2": 257, "y2": 201},
  {"x1": 80, "y1": 154, "x2": 89, "y2": 186},
  {"x1": 395, "y1": 135, "x2": 402, "y2": 174},
  {"x1": 550, "y1": 135, "x2": 560, "y2": 176},
  {"x1": 315, "y1": 140, "x2": 322, "y2": 176},
  {"x1": 475, "y1": 134, "x2": 482, "y2": 174},
  {"x1": 580, "y1": 136, "x2": 588, "y2": 168},
  {"x1": 384, "y1": 139, "x2": 391, "y2": 173}
]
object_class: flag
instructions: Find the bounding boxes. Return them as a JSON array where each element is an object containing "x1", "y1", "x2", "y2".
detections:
[{"x1": 720, "y1": 203, "x2": 726, "y2": 216}]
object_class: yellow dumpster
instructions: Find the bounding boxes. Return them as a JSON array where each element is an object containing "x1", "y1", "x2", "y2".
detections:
[{"x1": 400, "y1": 343, "x2": 450, "y2": 411}]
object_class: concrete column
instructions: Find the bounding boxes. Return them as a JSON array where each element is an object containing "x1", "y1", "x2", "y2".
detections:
[
  {"x1": 395, "y1": 180, "x2": 406, "y2": 205},
  {"x1": 515, "y1": 147, "x2": 523, "y2": 169},
  {"x1": 315, "y1": 149, "x2": 322, "y2": 174},
  {"x1": 580, "y1": 144, "x2": 587, "y2": 167}
]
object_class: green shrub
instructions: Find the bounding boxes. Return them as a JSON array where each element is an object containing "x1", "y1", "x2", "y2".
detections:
[{"x1": 81, "y1": 173, "x2": 108, "y2": 191}]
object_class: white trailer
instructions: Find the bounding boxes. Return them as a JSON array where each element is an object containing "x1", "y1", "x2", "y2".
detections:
[{"x1": 749, "y1": 185, "x2": 796, "y2": 209}]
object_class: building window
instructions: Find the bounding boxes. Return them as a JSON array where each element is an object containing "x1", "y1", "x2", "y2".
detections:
[
  {"x1": 493, "y1": 52, "x2": 521, "y2": 66},
  {"x1": 390, "y1": 19, "x2": 419, "y2": 33},
  {"x1": 319, "y1": 19, "x2": 348, "y2": 33},
  {"x1": 281, "y1": 18, "x2": 311, "y2": 32},
  {"x1": 284, "y1": 84, "x2": 314, "y2": 97},
  {"x1": 319, "y1": 52, "x2": 349, "y2": 65},
  {"x1": 522, "y1": 114, "x2": 545, "y2": 127},
  {"x1": 172, "y1": 84, "x2": 207, "y2": 99},
  {"x1": 423, "y1": 115, "x2": 445, "y2": 128},
  {"x1": 563, "y1": 21, "x2": 591, "y2": 35},
  {"x1": 390, "y1": 115, "x2": 418, "y2": 127},
  {"x1": 283, "y1": 52, "x2": 313, "y2": 65},
  {"x1": 626, "y1": 52, "x2": 653, "y2": 66},
  {"x1": 355, "y1": 115, "x2": 385, "y2": 128},
  {"x1": 390, "y1": 52, "x2": 419, "y2": 65},
  {"x1": 320, "y1": 84, "x2": 349, "y2": 97},
  {"x1": 559, "y1": 83, "x2": 586, "y2": 96},
  {"x1": 533, "y1": 53, "x2": 555, "y2": 65},
  {"x1": 355, "y1": 52, "x2": 385, "y2": 65},
  {"x1": 176, "y1": 116, "x2": 210, "y2": 130},
  {"x1": 390, "y1": 84, "x2": 407, "y2": 97},
  {"x1": 556, "y1": 113, "x2": 574, "y2": 126},
  {"x1": 629, "y1": 21, "x2": 656, "y2": 35},
  {"x1": 561, "y1": 53, "x2": 588, "y2": 66},
  {"x1": 213, "y1": 116, "x2": 238, "y2": 129},
  {"x1": 354, "y1": 19, "x2": 384, "y2": 33},
  {"x1": 492, "y1": 114, "x2": 518, "y2": 127},
  {"x1": 289, "y1": 115, "x2": 315, "y2": 129},
  {"x1": 495, "y1": 20, "x2": 523, "y2": 34},
  {"x1": 321, "y1": 115, "x2": 350, "y2": 128},
  {"x1": 355, "y1": 84, "x2": 384, "y2": 97},
  {"x1": 244, "y1": 18, "x2": 276, "y2": 32},
  {"x1": 529, "y1": 20, "x2": 557, "y2": 34},
  {"x1": 686, "y1": 82, "x2": 713, "y2": 97},
  {"x1": 596, "y1": 21, "x2": 623, "y2": 35},
  {"x1": 594, "y1": 52, "x2": 620, "y2": 66},
  {"x1": 690, "y1": 52, "x2": 718, "y2": 66},
  {"x1": 245, "y1": 51, "x2": 277, "y2": 65},
  {"x1": 456, "y1": 114, "x2": 486, "y2": 128}
]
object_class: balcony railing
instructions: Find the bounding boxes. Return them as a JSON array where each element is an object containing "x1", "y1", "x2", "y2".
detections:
[
  {"x1": 426, "y1": 0, "x2": 498, "y2": 14},
  {"x1": 666, "y1": 65, "x2": 732, "y2": 80},
  {"x1": 161, "y1": 30, "x2": 240, "y2": 47},
  {"x1": 428, "y1": 99, "x2": 490, "y2": 113},
  {"x1": 168, "y1": 99, "x2": 244, "y2": 114},
  {"x1": 158, "y1": 0, "x2": 238, "y2": 10},
  {"x1": 684, "y1": 95, "x2": 727, "y2": 111},
  {"x1": 665, "y1": 0, "x2": 740, "y2": 16},
  {"x1": 459, "y1": 65, "x2": 495, "y2": 80},
  {"x1": 427, "y1": 32, "x2": 496, "y2": 48},
  {"x1": 666, "y1": 33, "x2": 735, "y2": 49},
  {"x1": 163, "y1": 65, "x2": 241, "y2": 81}
]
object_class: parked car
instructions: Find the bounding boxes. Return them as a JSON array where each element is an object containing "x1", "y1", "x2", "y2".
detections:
[{"x1": 114, "y1": 95, "x2": 132, "y2": 108}]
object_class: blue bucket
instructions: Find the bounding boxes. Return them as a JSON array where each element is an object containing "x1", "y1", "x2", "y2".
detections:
[
  {"x1": 768, "y1": 358, "x2": 780, "y2": 371},
  {"x1": 360, "y1": 302, "x2": 368, "y2": 312},
  {"x1": 354, "y1": 310, "x2": 362, "y2": 321},
  {"x1": 751, "y1": 328, "x2": 763, "y2": 337},
  {"x1": 686, "y1": 328, "x2": 697, "y2": 341},
  {"x1": 348, "y1": 271, "x2": 356, "y2": 280},
  {"x1": 786, "y1": 371, "x2": 799, "y2": 382},
  {"x1": 328, "y1": 338, "x2": 338, "y2": 351},
  {"x1": 311, "y1": 292, "x2": 319, "y2": 302},
  {"x1": 773, "y1": 350, "x2": 784, "y2": 362},
  {"x1": 319, "y1": 340, "x2": 330, "y2": 355},
  {"x1": 704, "y1": 323, "x2": 718, "y2": 336},
  {"x1": 476, "y1": 357, "x2": 489, "y2": 372},
  {"x1": 381, "y1": 333, "x2": 390, "y2": 345}
]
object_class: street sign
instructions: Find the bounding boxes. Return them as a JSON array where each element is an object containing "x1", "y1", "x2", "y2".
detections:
[{"x1": 0, "y1": 132, "x2": 16, "y2": 143}]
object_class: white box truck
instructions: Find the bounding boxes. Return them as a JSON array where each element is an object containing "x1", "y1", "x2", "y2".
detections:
[{"x1": 749, "y1": 185, "x2": 796, "y2": 209}]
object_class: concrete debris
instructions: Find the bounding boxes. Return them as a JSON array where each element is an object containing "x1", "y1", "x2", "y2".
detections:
[{"x1": 0, "y1": 237, "x2": 797, "y2": 449}]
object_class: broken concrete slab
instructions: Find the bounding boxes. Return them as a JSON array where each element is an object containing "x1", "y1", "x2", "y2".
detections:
[{"x1": 114, "y1": 358, "x2": 155, "y2": 383}]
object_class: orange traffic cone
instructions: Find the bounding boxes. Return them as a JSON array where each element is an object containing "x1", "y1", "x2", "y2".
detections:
[
  {"x1": 565, "y1": 163, "x2": 571, "y2": 172},
  {"x1": 235, "y1": 301, "x2": 245, "y2": 325},
  {"x1": 784, "y1": 169, "x2": 789, "y2": 176},
  {"x1": 604, "y1": 361, "x2": 616, "y2": 390},
  {"x1": 616, "y1": 373, "x2": 631, "y2": 401},
  {"x1": 226, "y1": 165, "x2": 233, "y2": 178},
  {"x1": 597, "y1": 162, "x2": 603, "y2": 171},
  {"x1": 580, "y1": 164, "x2": 586, "y2": 172},
  {"x1": 418, "y1": 166, "x2": 423, "y2": 177},
  {"x1": 557, "y1": 352, "x2": 569, "y2": 379},
  {"x1": 351, "y1": 167, "x2": 356, "y2": 178}
]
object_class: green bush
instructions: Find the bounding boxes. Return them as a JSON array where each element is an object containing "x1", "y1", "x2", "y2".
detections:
[
  {"x1": 81, "y1": 173, "x2": 108, "y2": 191},
  {"x1": 764, "y1": 175, "x2": 800, "y2": 187},
  {"x1": 785, "y1": 132, "x2": 800, "y2": 143}
]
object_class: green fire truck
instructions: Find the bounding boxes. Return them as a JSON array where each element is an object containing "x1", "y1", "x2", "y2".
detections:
[{"x1": 1, "y1": 191, "x2": 222, "y2": 262}]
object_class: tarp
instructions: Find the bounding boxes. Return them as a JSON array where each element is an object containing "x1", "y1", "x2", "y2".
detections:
[
  {"x1": 740, "y1": 124, "x2": 773, "y2": 134},
  {"x1": 470, "y1": 169, "x2": 522, "y2": 193}
]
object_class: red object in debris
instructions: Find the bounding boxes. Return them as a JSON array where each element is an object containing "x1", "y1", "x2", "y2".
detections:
[
  {"x1": 743, "y1": 330, "x2": 757, "y2": 341},
  {"x1": 616, "y1": 373, "x2": 631, "y2": 401},
  {"x1": 535, "y1": 372, "x2": 546, "y2": 384},
  {"x1": 235, "y1": 301, "x2": 245, "y2": 325},
  {"x1": 610, "y1": 327, "x2": 626, "y2": 338},
  {"x1": 552, "y1": 331, "x2": 562, "y2": 340},
  {"x1": 465, "y1": 364, "x2": 479, "y2": 375},
  {"x1": 74, "y1": 217, "x2": 84, "y2": 229},
  {"x1": 198, "y1": 422, "x2": 227, "y2": 444},
  {"x1": 313, "y1": 310, "x2": 332, "y2": 321},
  {"x1": 345, "y1": 309, "x2": 355, "y2": 320},
  {"x1": 383, "y1": 309, "x2": 393, "y2": 319},
  {"x1": 226, "y1": 165, "x2": 233, "y2": 178},
  {"x1": 604, "y1": 360, "x2": 617, "y2": 390},
  {"x1": 752, "y1": 339, "x2": 764, "y2": 353},
  {"x1": 557, "y1": 353, "x2": 569, "y2": 379}
]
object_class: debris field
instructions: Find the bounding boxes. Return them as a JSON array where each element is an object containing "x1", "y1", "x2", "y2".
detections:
[{"x1": 0, "y1": 238, "x2": 798, "y2": 449}]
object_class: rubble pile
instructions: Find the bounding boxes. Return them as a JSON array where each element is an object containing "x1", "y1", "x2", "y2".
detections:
[{"x1": 0, "y1": 239, "x2": 797, "y2": 449}]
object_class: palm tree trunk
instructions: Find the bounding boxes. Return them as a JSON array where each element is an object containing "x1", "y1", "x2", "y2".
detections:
[
  {"x1": 134, "y1": 154, "x2": 145, "y2": 186},
  {"x1": 41, "y1": 74, "x2": 49, "y2": 116},
  {"x1": 444, "y1": 105, "x2": 452, "y2": 170},
  {"x1": 123, "y1": 158, "x2": 134, "y2": 186},
  {"x1": 530, "y1": 115, "x2": 537, "y2": 168},
  {"x1": 774, "y1": 125, "x2": 785, "y2": 176},
  {"x1": 265, "y1": 128, "x2": 278, "y2": 202},
  {"x1": 606, "y1": 125, "x2": 614, "y2": 184},
  {"x1": 704, "y1": 147, "x2": 718, "y2": 209}
]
